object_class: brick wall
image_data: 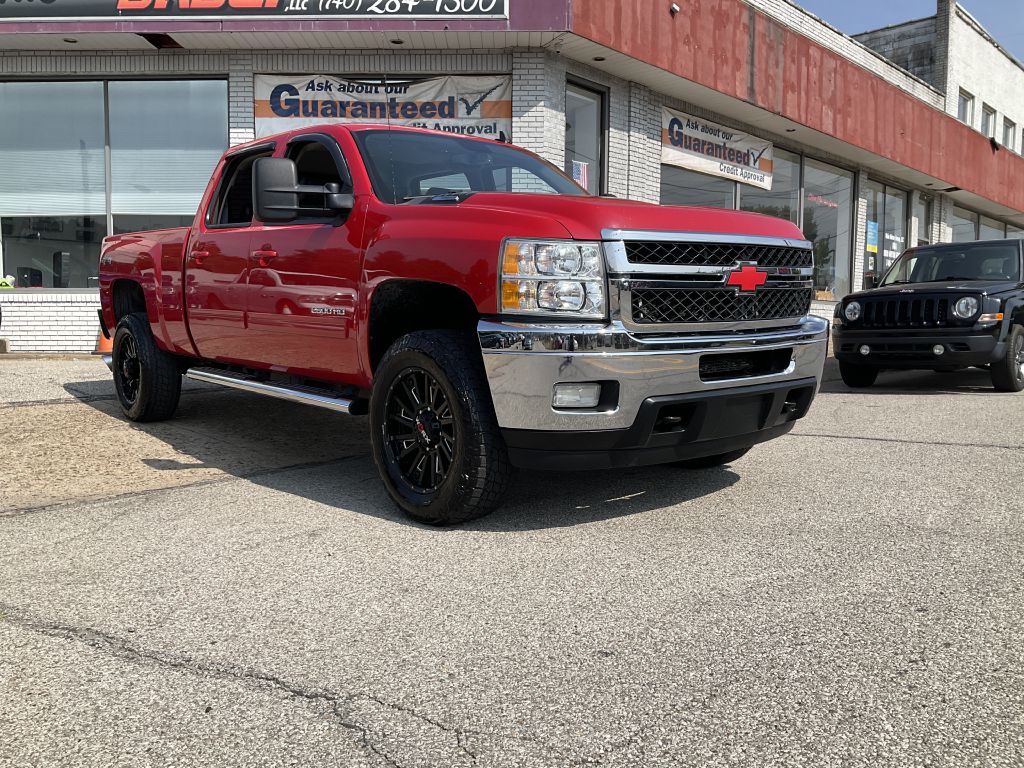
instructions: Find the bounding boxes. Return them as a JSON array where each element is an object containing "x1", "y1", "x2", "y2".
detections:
[
  {"x1": 854, "y1": 17, "x2": 939, "y2": 88},
  {"x1": 0, "y1": 292, "x2": 102, "y2": 354}
]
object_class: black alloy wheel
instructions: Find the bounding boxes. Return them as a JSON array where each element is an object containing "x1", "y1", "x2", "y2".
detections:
[
  {"x1": 992, "y1": 325, "x2": 1024, "y2": 392},
  {"x1": 111, "y1": 312, "x2": 182, "y2": 422},
  {"x1": 369, "y1": 330, "x2": 511, "y2": 525},
  {"x1": 382, "y1": 367, "x2": 457, "y2": 494},
  {"x1": 116, "y1": 333, "x2": 141, "y2": 406}
]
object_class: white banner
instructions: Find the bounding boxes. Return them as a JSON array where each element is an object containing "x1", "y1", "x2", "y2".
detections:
[
  {"x1": 255, "y1": 75, "x2": 512, "y2": 140},
  {"x1": 661, "y1": 107, "x2": 774, "y2": 190}
]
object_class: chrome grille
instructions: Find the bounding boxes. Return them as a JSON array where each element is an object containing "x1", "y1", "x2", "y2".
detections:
[
  {"x1": 631, "y1": 287, "x2": 814, "y2": 325},
  {"x1": 624, "y1": 242, "x2": 813, "y2": 269}
]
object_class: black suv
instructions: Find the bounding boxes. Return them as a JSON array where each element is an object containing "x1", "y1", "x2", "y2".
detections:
[{"x1": 833, "y1": 239, "x2": 1024, "y2": 391}]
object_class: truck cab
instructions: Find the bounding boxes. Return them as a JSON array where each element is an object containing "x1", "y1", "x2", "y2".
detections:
[{"x1": 98, "y1": 124, "x2": 830, "y2": 525}]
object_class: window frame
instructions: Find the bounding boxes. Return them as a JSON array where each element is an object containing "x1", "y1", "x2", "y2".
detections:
[
  {"x1": 1003, "y1": 118, "x2": 1017, "y2": 152},
  {"x1": 981, "y1": 104, "x2": 996, "y2": 138},
  {"x1": 957, "y1": 89, "x2": 975, "y2": 125},
  {"x1": 204, "y1": 142, "x2": 276, "y2": 230},
  {"x1": 564, "y1": 76, "x2": 610, "y2": 197}
]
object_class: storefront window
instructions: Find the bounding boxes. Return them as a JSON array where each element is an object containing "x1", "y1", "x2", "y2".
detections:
[
  {"x1": 660, "y1": 166, "x2": 736, "y2": 208},
  {"x1": 0, "y1": 81, "x2": 106, "y2": 288},
  {"x1": 912, "y1": 194, "x2": 932, "y2": 246},
  {"x1": 950, "y1": 206, "x2": 979, "y2": 242},
  {"x1": 862, "y1": 180, "x2": 907, "y2": 284},
  {"x1": 739, "y1": 148, "x2": 800, "y2": 224},
  {"x1": 803, "y1": 159, "x2": 853, "y2": 300},
  {"x1": 979, "y1": 216, "x2": 1006, "y2": 240},
  {"x1": 0, "y1": 79, "x2": 227, "y2": 289},
  {"x1": 564, "y1": 82, "x2": 604, "y2": 195},
  {"x1": 109, "y1": 80, "x2": 227, "y2": 219},
  {"x1": 1009, "y1": 224, "x2": 1023, "y2": 237}
]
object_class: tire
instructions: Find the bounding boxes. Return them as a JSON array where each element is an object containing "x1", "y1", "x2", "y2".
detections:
[
  {"x1": 369, "y1": 330, "x2": 512, "y2": 526},
  {"x1": 671, "y1": 447, "x2": 751, "y2": 469},
  {"x1": 991, "y1": 325, "x2": 1024, "y2": 392},
  {"x1": 839, "y1": 360, "x2": 879, "y2": 388},
  {"x1": 112, "y1": 312, "x2": 182, "y2": 422}
]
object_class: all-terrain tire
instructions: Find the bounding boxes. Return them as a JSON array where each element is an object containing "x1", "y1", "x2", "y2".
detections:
[
  {"x1": 112, "y1": 312, "x2": 182, "y2": 422},
  {"x1": 839, "y1": 360, "x2": 879, "y2": 388},
  {"x1": 670, "y1": 447, "x2": 751, "y2": 469},
  {"x1": 991, "y1": 325, "x2": 1024, "y2": 392},
  {"x1": 370, "y1": 330, "x2": 512, "y2": 526}
]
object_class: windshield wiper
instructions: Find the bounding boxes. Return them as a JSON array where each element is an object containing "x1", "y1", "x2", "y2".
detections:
[
  {"x1": 884, "y1": 280, "x2": 913, "y2": 285},
  {"x1": 940, "y1": 276, "x2": 979, "y2": 281}
]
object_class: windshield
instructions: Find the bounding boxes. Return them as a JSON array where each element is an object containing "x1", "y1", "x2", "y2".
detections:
[
  {"x1": 352, "y1": 130, "x2": 587, "y2": 204},
  {"x1": 880, "y1": 242, "x2": 1021, "y2": 286}
]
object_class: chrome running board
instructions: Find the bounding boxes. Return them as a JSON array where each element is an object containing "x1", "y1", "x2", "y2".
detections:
[
  {"x1": 185, "y1": 366, "x2": 361, "y2": 414},
  {"x1": 101, "y1": 354, "x2": 113, "y2": 371}
]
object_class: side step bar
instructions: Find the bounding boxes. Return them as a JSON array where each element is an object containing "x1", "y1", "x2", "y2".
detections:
[{"x1": 185, "y1": 366, "x2": 364, "y2": 415}]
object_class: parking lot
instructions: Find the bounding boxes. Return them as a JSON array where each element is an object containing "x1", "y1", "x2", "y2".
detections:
[{"x1": 1, "y1": 355, "x2": 1022, "y2": 767}]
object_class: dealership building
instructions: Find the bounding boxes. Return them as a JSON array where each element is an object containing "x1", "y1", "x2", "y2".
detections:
[{"x1": 0, "y1": 0, "x2": 1022, "y2": 353}]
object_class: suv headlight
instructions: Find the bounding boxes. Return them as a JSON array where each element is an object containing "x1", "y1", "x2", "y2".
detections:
[
  {"x1": 952, "y1": 296, "x2": 980, "y2": 320},
  {"x1": 844, "y1": 301, "x2": 862, "y2": 322},
  {"x1": 501, "y1": 239, "x2": 606, "y2": 318}
]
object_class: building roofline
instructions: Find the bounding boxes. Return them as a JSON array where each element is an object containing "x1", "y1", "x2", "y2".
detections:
[
  {"x1": 955, "y1": 3, "x2": 1024, "y2": 77},
  {"x1": 851, "y1": 15, "x2": 937, "y2": 39}
]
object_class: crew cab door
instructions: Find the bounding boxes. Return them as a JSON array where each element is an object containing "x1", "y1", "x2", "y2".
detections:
[
  {"x1": 186, "y1": 144, "x2": 274, "y2": 363},
  {"x1": 245, "y1": 135, "x2": 363, "y2": 377}
]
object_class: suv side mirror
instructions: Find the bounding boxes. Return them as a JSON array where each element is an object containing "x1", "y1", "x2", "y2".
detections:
[{"x1": 254, "y1": 157, "x2": 355, "y2": 222}]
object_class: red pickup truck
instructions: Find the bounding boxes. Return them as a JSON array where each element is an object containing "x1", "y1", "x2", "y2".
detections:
[{"x1": 98, "y1": 124, "x2": 829, "y2": 524}]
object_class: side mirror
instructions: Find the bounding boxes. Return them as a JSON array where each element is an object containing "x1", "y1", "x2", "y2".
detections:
[
  {"x1": 253, "y1": 158, "x2": 356, "y2": 222},
  {"x1": 254, "y1": 157, "x2": 299, "y2": 223}
]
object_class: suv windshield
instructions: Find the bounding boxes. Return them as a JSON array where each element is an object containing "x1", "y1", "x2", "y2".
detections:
[
  {"x1": 880, "y1": 242, "x2": 1021, "y2": 286},
  {"x1": 352, "y1": 129, "x2": 587, "y2": 204}
]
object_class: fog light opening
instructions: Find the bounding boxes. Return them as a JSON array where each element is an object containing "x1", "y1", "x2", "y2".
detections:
[
  {"x1": 933, "y1": 345, "x2": 945, "y2": 356},
  {"x1": 552, "y1": 382, "x2": 602, "y2": 409},
  {"x1": 859, "y1": 345, "x2": 871, "y2": 356}
]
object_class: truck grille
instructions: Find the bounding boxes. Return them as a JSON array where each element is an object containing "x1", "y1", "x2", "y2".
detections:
[
  {"x1": 858, "y1": 296, "x2": 951, "y2": 328},
  {"x1": 631, "y1": 287, "x2": 814, "y2": 325},
  {"x1": 624, "y1": 242, "x2": 813, "y2": 269}
]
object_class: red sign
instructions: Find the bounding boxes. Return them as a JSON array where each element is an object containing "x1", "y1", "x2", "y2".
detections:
[{"x1": 726, "y1": 265, "x2": 768, "y2": 293}]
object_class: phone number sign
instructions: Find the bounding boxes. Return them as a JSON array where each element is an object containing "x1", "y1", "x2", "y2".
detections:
[{"x1": 0, "y1": 0, "x2": 509, "y2": 20}]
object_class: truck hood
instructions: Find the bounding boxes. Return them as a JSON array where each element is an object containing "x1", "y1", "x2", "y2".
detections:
[
  {"x1": 452, "y1": 193, "x2": 808, "y2": 242},
  {"x1": 847, "y1": 279, "x2": 1021, "y2": 300}
]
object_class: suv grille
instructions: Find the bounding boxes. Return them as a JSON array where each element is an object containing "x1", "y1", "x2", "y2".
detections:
[
  {"x1": 631, "y1": 287, "x2": 814, "y2": 325},
  {"x1": 858, "y1": 296, "x2": 951, "y2": 328},
  {"x1": 625, "y1": 242, "x2": 813, "y2": 269}
]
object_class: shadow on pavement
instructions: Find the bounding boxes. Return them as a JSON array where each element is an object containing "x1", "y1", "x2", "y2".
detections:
[
  {"x1": 819, "y1": 359, "x2": 1000, "y2": 395},
  {"x1": 66, "y1": 379, "x2": 740, "y2": 531}
]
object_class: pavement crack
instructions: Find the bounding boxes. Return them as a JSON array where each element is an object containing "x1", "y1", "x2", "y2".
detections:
[
  {"x1": 0, "y1": 603, "x2": 473, "y2": 767},
  {"x1": 789, "y1": 432, "x2": 1023, "y2": 451}
]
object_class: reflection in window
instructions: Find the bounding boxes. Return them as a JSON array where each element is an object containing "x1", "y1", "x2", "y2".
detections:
[
  {"x1": 565, "y1": 83, "x2": 604, "y2": 195},
  {"x1": 0, "y1": 81, "x2": 106, "y2": 288},
  {"x1": 803, "y1": 159, "x2": 853, "y2": 300},
  {"x1": 950, "y1": 206, "x2": 979, "y2": 242},
  {"x1": 912, "y1": 195, "x2": 932, "y2": 246},
  {"x1": 739, "y1": 148, "x2": 800, "y2": 224},
  {"x1": 660, "y1": 165, "x2": 735, "y2": 208},
  {"x1": 109, "y1": 80, "x2": 227, "y2": 217},
  {"x1": 979, "y1": 216, "x2": 1006, "y2": 240}
]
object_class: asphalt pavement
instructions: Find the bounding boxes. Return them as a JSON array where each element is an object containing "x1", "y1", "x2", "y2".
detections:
[{"x1": 0, "y1": 356, "x2": 1021, "y2": 767}]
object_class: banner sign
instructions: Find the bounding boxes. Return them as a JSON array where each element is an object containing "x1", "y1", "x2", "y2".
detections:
[
  {"x1": 255, "y1": 74, "x2": 513, "y2": 139},
  {"x1": 0, "y1": 0, "x2": 508, "y2": 20},
  {"x1": 661, "y1": 106, "x2": 774, "y2": 190}
]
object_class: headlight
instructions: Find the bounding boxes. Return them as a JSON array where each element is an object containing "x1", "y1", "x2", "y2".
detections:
[
  {"x1": 953, "y1": 296, "x2": 979, "y2": 319},
  {"x1": 501, "y1": 239, "x2": 606, "y2": 318},
  {"x1": 844, "y1": 301, "x2": 862, "y2": 322}
]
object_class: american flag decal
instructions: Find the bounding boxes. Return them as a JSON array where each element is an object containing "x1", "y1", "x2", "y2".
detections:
[{"x1": 571, "y1": 160, "x2": 589, "y2": 190}]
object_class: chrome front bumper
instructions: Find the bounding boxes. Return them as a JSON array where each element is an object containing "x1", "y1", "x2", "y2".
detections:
[{"x1": 478, "y1": 316, "x2": 830, "y2": 432}]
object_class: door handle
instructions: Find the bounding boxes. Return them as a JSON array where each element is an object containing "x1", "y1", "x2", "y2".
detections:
[
  {"x1": 190, "y1": 249, "x2": 209, "y2": 267},
  {"x1": 253, "y1": 249, "x2": 278, "y2": 268}
]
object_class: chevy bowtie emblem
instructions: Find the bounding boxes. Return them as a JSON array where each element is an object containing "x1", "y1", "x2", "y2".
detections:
[{"x1": 727, "y1": 265, "x2": 768, "y2": 293}]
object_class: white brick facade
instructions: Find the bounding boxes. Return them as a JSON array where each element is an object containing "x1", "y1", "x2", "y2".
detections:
[{"x1": 0, "y1": 292, "x2": 102, "y2": 354}]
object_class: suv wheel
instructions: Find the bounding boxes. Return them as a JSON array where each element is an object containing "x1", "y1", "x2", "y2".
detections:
[
  {"x1": 370, "y1": 330, "x2": 511, "y2": 525},
  {"x1": 839, "y1": 360, "x2": 879, "y2": 388},
  {"x1": 112, "y1": 312, "x2": 182, "y2": 422},
  {"x1": 991, "y1": 325, "x2": 1024, "y2": 392}
]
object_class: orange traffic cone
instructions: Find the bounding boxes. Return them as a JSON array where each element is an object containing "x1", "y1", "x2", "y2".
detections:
[{"x1": 95, "y1": 326, "x2": 113, "y2": 355}]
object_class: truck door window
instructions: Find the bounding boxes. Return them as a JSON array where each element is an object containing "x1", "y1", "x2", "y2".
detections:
[{"x1": 208, "y1": 148, "x2": 273, "y2": 227}]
